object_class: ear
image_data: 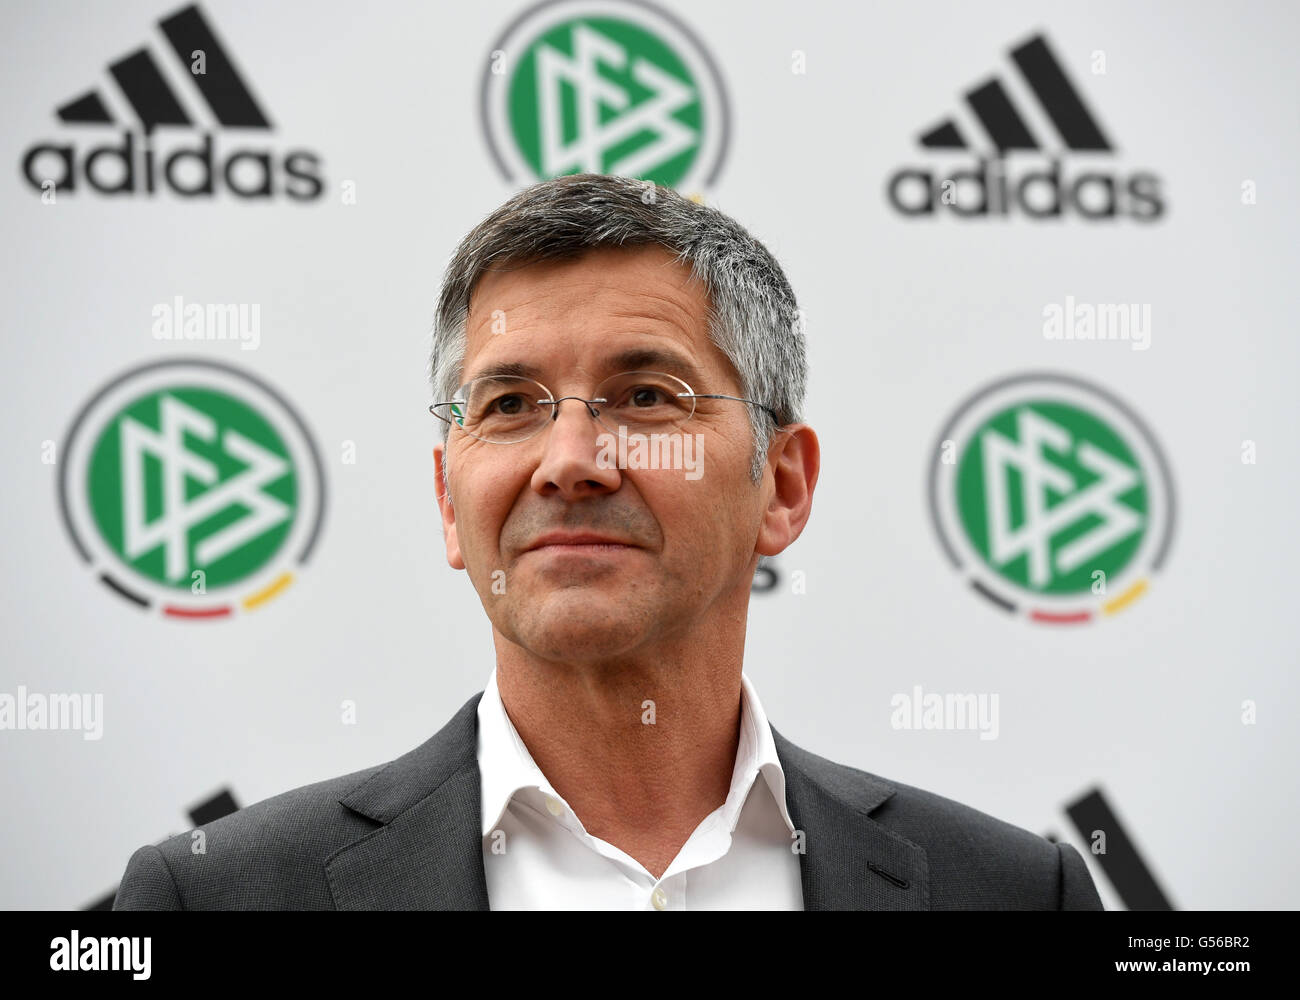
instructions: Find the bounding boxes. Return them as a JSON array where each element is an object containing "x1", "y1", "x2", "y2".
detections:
[
  {"x1": 432, "y1": 442, "x2": 466, "y2": 570},
  {"x1": 755, "y1": 424, "x2": 820, "y2": 557}
]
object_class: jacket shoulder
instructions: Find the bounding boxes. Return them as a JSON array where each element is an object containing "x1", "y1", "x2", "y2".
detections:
[
  {"x1": 872, "y1": 774, "x2": 1101, "y2": 909},
  {"x1": 773, "y1": 732, "x2": 1102, "y2": 910},
  {"x1": 114, "y1": 764, "x2": 384, "y2": 911},
  {"x1": 114, "y1": 692, "x2": 484, "y2": 910}
]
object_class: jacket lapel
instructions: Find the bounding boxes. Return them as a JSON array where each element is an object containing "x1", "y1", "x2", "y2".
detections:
[
  {"x1": 327, "y1": 693, "x2": 489, "y2": 910},
  {"x1": 771, "y1": 725, "x2": 930, "y2": 910}
]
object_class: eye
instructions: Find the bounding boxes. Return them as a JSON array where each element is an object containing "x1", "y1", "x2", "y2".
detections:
[
  {"x1": 629, "y1": 386, "x2": 667, "y2": 408},
  {"x1": 596, "y1": 372, "x2": 692, "y2": 422},
  {"x1": 490, "y1": 393, "x2": 528, "y2": 415}
]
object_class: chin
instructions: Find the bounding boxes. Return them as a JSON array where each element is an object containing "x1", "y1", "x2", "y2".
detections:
[
  {"x1": 507, "y1": 591, "x2": 656, "y2": 661},
  {"x1": 516, "y1": 625, "x2": 645, "y2": 665}
]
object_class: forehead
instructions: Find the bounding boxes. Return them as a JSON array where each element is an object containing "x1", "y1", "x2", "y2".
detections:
[{"x1": 461, "y1": 245, "x2": 722, "y2": 383}]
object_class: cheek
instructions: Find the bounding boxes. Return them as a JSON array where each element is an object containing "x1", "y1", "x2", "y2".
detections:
[
  {"x1": 450, "y1": 456, "x2": 517, "y2": 561},
  {"x1": 646, "y1": 471, "x2": 743, "y2": 545}
]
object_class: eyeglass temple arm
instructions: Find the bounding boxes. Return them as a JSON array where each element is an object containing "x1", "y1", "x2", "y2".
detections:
[{"x1": 678, "y1": 393, "x2": 783, "y2": 425}]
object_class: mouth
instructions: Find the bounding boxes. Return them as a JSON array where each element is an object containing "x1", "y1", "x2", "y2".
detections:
[
  {"x1": 517, "y1": 530, "x2": 639, "y2": 561},
  {"x1": 530, "y1": 544, "x2": 635, "y2": 558},
  {"x1": 524, "y1": 532, "x2": 639, "y2": 555},
  {"x1": 530, "y1": 546, "x2": 637, "y2": 553}
]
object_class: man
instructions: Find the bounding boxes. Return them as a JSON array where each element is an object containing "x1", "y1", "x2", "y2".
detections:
[{"x1": 115, "y1": 174, "x2": 1103, "y2": 910}]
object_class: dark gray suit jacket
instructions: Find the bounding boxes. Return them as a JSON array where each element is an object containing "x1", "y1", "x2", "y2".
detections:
[{"x1": 114, "y1": 692, "x2": 1103, "y2": 910}]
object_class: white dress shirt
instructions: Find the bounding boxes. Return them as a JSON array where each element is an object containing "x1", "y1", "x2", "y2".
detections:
[{"x1": 477, "y1": 668, "x2": 804, "y2": 910}]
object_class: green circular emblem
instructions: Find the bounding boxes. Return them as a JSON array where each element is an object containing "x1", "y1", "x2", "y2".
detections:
[
  {"x1": 85, "y1": 386, "x2": 297, "y2": 590},
  {"x1": 955, "y1": 399, "x2": 1148, "y2": 595},
  {"x1": 930, "y1": 374, "x2": 1174, "y2": 624},
  {"x1": 483, "y1": 0, "x2": 730, "y2": 191},
  {"x1": 58, "y1": 360, "x2": 326, "y2": 618}
]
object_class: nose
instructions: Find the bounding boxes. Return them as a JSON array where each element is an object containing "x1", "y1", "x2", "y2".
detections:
[{"x1": 529, "y1": 395, "x2": 621, "y2": 500}]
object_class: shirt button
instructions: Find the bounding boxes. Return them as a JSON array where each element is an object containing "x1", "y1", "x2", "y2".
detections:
[
  {"x1": 544, "y1": 795, "x2": 564, "y2": 817},
  {"x1": 651, "y1": 887, "x2": 668, "y2": 911}
]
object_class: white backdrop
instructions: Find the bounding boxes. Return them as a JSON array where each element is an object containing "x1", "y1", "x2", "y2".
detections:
[{"x1": 1, "y1": 0, "x2": 1296, "y2": 910}]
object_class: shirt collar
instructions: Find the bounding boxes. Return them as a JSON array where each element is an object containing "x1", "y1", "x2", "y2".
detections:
[{"x1": 476, "y1": 668, "x2": 796, "y2": 838}]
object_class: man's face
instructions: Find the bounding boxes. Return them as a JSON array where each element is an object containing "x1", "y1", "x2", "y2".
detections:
[{"x1": 433, "y1": 244, "x2": 775, "y2": 665}]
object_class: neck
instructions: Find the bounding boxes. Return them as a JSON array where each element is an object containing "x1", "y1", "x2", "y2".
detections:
[{"x1": 493, "y1": 632, "x2": 746, "y2": 880}]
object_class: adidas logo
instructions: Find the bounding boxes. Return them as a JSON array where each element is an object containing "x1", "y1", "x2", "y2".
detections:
[
  {"x1": 22, "y1": 4, "x2": 324, "y2": 200},
  {"x1": 887, "y1": 33, "x2": 1164, "y2": 220}
]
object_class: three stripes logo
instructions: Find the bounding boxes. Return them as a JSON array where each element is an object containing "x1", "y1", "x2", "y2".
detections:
[
  {"x1": 888, "y1": 33, "x2": 1164, "y2": 220},
  {"x1": 22, "y1": 4, "x2": 324, "y2": 200}
]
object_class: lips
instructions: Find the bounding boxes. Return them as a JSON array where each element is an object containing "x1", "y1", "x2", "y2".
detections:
[{"x1": 525, "y1": 532, "x2": 637, "y2": 551}]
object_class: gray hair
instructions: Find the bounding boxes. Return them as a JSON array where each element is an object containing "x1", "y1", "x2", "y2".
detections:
[{"x1": 430, "y1": 173, "x2": 806, "y2": 483}]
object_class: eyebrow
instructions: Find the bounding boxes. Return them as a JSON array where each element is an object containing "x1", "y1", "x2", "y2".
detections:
[{"x1": 464, "y1": 347, "x2": 705, "y2": 388}]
